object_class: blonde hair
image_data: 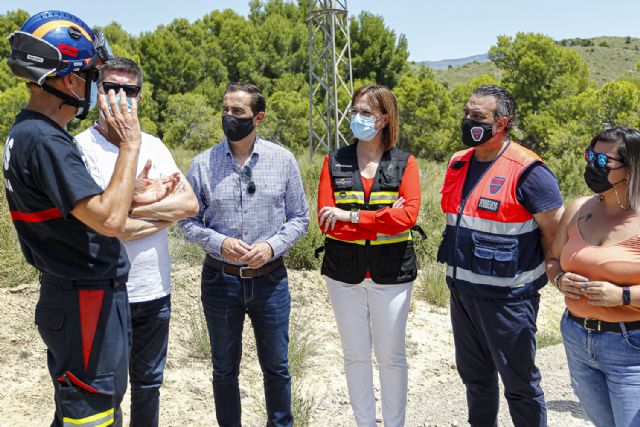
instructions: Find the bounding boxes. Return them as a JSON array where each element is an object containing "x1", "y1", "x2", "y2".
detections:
[{"x1": 351, "y1": 85, "x2": 399, "y2": 151}]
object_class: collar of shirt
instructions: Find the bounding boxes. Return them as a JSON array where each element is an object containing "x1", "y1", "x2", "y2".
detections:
[{"x1": 223, "y1": 136, "x2": 264, "y2": 167}]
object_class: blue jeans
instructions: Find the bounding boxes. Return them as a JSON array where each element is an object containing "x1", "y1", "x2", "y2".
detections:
[
  {"x1": 201, "y1": 263, "x2": 292, "y2": 427},
  {"x1": 129, "y1": 294, "x2": 171, "y2": 427},
  {"x1": 450, "y1": 289, "x2": 546, "y2": 427},
  {"x1": 561, "y1": 310, "x2": 640, "y2": 427}
]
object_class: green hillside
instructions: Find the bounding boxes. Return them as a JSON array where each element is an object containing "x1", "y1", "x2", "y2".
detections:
[{"x1": 428, "y1": 36, "x2": 640, "y2": 88}]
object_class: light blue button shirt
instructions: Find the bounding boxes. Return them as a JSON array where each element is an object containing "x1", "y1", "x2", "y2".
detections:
[{"x1": 178, "y1": 137, "x2": 309, "y2": 263}]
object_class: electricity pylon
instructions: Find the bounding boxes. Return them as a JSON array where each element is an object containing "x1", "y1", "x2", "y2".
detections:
[{"x1": 308, "y1": 0, "x2": 354, "y2": 158}]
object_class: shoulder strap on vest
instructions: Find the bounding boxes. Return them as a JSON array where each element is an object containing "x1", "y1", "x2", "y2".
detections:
[
  {"x1": 448, "y1": 148, "x2": 474, "y2": 169},
  {"x1": 329, "y1": 143, "x2": 357, "y2": 179},
  {"x1": 384, "y1": 147, "x2": 410, "y2": 177},
  {"x1": 502, "y1": 141, "x2": 542, "y2": 167}
]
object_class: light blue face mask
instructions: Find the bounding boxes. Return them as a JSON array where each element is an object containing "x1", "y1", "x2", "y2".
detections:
[
  {"x1": 89, "y1": 81, "x2": 98, "y2": 111},
  {"x1": 350, "y1": 114, "x2": 378, "y2": 141},
  {"x1": 100, "y1": 93, "x2": 133, "y2": 119}
]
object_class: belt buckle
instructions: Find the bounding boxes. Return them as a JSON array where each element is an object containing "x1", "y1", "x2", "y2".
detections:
[
  {"x1": 239, "y1": 267, "x2": 252, "y2": 279},
  {"x1": 583, "y1": 318, "x2": 601, "y2": 332}
]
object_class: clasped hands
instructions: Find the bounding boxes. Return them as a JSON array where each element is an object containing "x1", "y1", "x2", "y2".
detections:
[
  {"x1": 221, "y1": 238, "x2": 273, "y2": 269},
  {"x1": 557, "y1": 272, "x2": 624, "y2": 307}
]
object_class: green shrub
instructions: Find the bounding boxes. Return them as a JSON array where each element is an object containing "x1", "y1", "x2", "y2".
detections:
[
  {"x1": 537, "y1": 329, "x2": 563, "y2": 349},
  {"x1": 168, "y1": 224, "x2": 204, "y2": 267},
  {"x1": 288, "y1": 312, "x2": 321, "y2": 426},
  {"x1": 0, "y1": 148, "x2": 37, "y2": 287},
  {"x1": 546, "y1": 152, "x2": 589, "y2": 198},
  {"x1": 186, "y1": 302, "x2": 211, "y2": 359},
  {"x1": 415, "y1": 263, "x2": 449, "y2": 308},
  {"x1": 285, "y1": 155, "x2": 324, "y2": 270}
]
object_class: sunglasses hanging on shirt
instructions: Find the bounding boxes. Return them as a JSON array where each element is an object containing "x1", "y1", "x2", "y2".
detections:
[{"x1": 241, "y1": 165, "x2": 256, "y2": 195}]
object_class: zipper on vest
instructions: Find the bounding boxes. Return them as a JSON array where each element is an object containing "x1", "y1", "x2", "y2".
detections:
[{"x1": 451, "y1": 141, "x2": 511, "y2": 283}]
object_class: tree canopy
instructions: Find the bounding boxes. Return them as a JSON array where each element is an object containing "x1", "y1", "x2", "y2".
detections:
[{"x1": 1, "y1": 3, "x2": 640, "y2": 196}]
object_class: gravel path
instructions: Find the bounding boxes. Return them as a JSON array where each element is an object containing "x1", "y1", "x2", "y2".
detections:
[{"x1": 0, "y1": 267, "x2": 590, "y2": 426}]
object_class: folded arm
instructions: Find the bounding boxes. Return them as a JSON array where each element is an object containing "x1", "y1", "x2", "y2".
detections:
[
  {"x1": 120, "y1": 218, "x2": 172, "y2": 241},
  {"x1": 130, "y1": 176, "x2": 199, "y2": 222}
]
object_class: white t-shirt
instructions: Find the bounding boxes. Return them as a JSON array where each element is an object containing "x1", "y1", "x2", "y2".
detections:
[{"x1": 75, "y1": 126, "x2": 179, "y2": 303}]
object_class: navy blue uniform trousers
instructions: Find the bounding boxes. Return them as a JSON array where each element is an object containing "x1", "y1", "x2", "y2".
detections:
[
  {"x1": 36, "y1": 275, "x2": 131, "y2": 427},
  {"x1": 450, "y1": 288, "x2": 546, "y2": 427}
]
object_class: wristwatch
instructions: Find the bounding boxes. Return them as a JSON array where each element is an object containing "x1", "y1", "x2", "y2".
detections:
[
  {"x1": 623, "y1": 286, "x2": 631, "y2": 305},
  {"x1": 350, "y1": 209, "x2": 360, "y2": 224}
]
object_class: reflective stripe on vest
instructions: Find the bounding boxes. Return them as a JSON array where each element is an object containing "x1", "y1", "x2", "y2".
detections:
[
  {"x1": 327, "y1": 229, "x2": 412, "y2": 246},
  {"x1": 334, "y1": 191, "x2": 365, "y2": 205},
  {"x1": 369, "y1": 191, "x2": 399, "y2": 205},
  {"x1": 371, "y1": 230, "x2": 412, "y2": 245},
  {"x1": 446, "y1": 213, "x2": 539, "y2": 235},
  {"x1": 440, "y1": 142, "x2": 546, "y2": 290},
  {"x1": 446, "y1": 262, "x2": 546, "y2": 288},
  {"x1": 63, "y1": 408, "x2": 114, "y2": 426}
]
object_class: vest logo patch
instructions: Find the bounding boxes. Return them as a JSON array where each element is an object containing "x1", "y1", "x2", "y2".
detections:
[
  {"x1": 339, "y1": 191, "x2": 347, "y2": 198},
  {"x1": 335, "y1": 178, "x2": 350, "y2": 187},
  {"x1": 471, "y1": 127, "x2": 484, "y2": 142},
  {"x1": 478, "y1": 197, "x2": 500, "y2": 213},
  {"x1": 489, "y1": 176, "x2": 506, "y2": 195}
]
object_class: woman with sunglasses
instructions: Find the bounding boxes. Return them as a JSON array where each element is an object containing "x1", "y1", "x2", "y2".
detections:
[
  {"x1": 316, "y1": 85, "x2": 420, "y2": 427},
  {"x1": 547, "y1": 126, "x2": 640, "y2": 426}
]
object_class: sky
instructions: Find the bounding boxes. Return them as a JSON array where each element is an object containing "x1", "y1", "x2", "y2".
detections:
[{"x1": 3, "y1": 1, "x2": 640, "y2": 62}]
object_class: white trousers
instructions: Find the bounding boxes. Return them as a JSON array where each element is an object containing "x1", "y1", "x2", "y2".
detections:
[{"x1": 325, "y1": 276, "x2": 413, "y2": 427}]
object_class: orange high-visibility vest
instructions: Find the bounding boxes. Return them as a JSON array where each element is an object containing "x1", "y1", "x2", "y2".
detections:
[{"x1": 438, "y1": 141, "x2": 548, "y2": 298}]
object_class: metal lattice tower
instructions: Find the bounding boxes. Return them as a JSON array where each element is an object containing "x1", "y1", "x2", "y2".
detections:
[{"x1": 308, "y1": 0, "x2": 354, "y2": 158}]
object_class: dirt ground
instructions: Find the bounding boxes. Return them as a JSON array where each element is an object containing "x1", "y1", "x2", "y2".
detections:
[{"x1": 0, "y1": 267, "x2": 590, "y2": 427}]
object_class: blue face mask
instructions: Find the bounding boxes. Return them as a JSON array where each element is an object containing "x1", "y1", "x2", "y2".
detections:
[
  {"x1": 350, "y1": 114, "x2": 378, "y2": 141},
  {"x1": 100, "y1": 93, "x2": 133, "y2": 119},
  {"x1": 89, "y1": 81, "x2": 98, "y2": 111}
]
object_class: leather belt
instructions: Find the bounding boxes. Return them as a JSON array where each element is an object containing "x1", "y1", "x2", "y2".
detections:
[
  {"x1": 568, "y1": 311, "x2": 640, "y2": 332},
  {"x1": 204, "y1": 255, "x2": 284, "y2": 279}
]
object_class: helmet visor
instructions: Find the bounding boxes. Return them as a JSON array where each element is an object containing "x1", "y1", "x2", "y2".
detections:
[{"x1": 88, "y1": 29, "x2": 113, "y2": 69}]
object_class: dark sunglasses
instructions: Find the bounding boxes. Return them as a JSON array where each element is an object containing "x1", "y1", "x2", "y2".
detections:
[
  {"x1": 101, "y1": 82, "x2": 141, "y2": 98},
  {"x1": 584, "y1": 148, "x2": 625, "y2": 169},
  {"x1": 241, "y1": 166, "x2": 256, "y2": 195}
]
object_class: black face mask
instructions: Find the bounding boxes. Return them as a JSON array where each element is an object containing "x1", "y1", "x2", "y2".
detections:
[
  {"x1": 583, "y1": 160, "x2": 626, "y2": 194},
  {"x1": 222, "y1": 114, "x2": 254, "y2": 142},
  {"x1": 461, "y1": 118, "x2": 494, "y2": 147}
]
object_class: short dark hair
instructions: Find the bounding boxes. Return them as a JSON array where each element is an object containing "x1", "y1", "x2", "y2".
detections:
[
  {"x1": 472, "y1": 85, "x2": 516, "y2": 132},
  {"x1": 590, "y1": 126, "x2": 640, "y2": 210},
  {"x1": 97, "y1": 57, "x2": 143, "y2": 88},
  {"x1": 225, "y1": 82, "x2": 266, "y2": 115}
]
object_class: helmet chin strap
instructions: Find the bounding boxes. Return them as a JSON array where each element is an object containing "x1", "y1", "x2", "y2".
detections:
[{"x1": 41, "y1": 76, "x2": 91, "y2": 120}]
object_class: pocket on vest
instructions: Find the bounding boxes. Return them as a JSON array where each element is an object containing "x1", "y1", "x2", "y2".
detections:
[
  {"x1": 471, "y1": 232, "x2": 518, "y2": 278},
  {"x1": 372, "y1": 241, "x2": 417, "y2": 283},
  {"x1": 321, "y1": 238, "x2": 362, "y2": 283}
]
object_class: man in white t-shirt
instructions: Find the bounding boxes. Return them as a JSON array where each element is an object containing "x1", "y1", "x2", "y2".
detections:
[{"x1": 75, "y1": 57, "x2": 199, "y2": 427}]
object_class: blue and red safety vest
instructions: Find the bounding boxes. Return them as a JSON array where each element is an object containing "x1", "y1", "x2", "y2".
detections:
[{"x1": 438, "y1": 141, "x2": 547, "y2": 298}]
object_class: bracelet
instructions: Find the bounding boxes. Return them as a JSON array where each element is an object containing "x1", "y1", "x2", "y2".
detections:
[{"x1": 553, "y1": 271, "x2": 566, "y2": 290}]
